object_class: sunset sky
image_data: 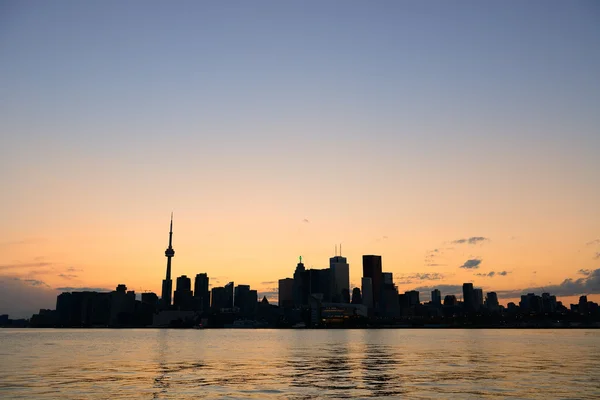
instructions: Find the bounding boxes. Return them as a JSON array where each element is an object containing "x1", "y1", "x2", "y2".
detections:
[{"x1": 1, "y1": 1, "x2": 599, "y2": 317}]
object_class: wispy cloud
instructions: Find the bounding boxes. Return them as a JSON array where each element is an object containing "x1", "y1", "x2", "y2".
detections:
[
  {"x1": 56, "y1": 286, "x2": 113, "y2": 292},
  {"x1": 452, "y1": 237, "x2": 489, "y2": 245},
  {"x1": 261, "y1": 281, "x2": 277, "y2": 285},
  {"x1": 302, "y1": 218, "x2": 309, "y2": 223},
  {"x1": 474, "y1": 271, "x2": 510, "y2": 278},
  {"x1": 0, "y1": 262, "x2": 53, "y2": 271},
  {"x1": 397, "y1": 273, "x2": 445, "y2": 285},
  {"x1": 58, "y1": 273, "x2": 78, "y2": 280},
  {"x1": 595, "y1": 252, "x2": 600, "y2": 260},
  {"x1": 578, "y1": 269, "x2": 592, "y2": 276},
  {"x1": 586, "y1": 239, "x2": 600, "y2": 246},
  {"x1": 460, "y1": 259, "x2": 482, "y2": 269}
]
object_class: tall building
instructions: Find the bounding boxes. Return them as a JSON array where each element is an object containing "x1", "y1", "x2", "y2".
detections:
[
  {"x1": 462, "y1": 283, "x2": 474, "y2": 312},
  {"x1": 194, "y1": 273, "x2": 210, "y2": 312},
  {"x1": 278, "y1": 278, "x2": 294, "y2": 308},
  {"x1": 330, "y1": 249, "x2": 350, "y2": 303},
  {"x1": 485, "y1": 292, "x2": 499, "y2": 312},
  {"x1": 361, "y1": 277, "x2": 373, "y2": 308},
  {"x1": 161, "y1": 214, "x2": 175, "y2": 308},
  {"x1": 174, "y1": 275, "x2": 193, "y2": 310},
  {"x1": 406, "y1": 290, "x2": 420, "y2": 307},
  {"x1": 363, "y1": 255, "x2": 383, "y2": 309},
  {"x1": 431, "y1": 289, "x2": 442, "y2": 307},
  {"x1": 293, "y1": 256, "x2": 309, "y2": 307},
  {"x1": 308, "y1": 268, "x2": 331, "y2": 302},
  {"x1": 224, "y1": 282, "x2": 234, "y2": 309},
  {"x1": 211, "y1": 287, "x2": 228, "y2": 310},
  {"x1": 351, "y1": 287, "x2": 362, "y2": 304},
  {"x1": 474, "y1": 288, "x2": 484, "y2": 311},
  {"x1": 234, "y1": 284, "x2": 250, "y2": 309}
]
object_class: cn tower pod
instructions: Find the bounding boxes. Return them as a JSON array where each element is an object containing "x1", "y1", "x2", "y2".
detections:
[{"x1": 165, "y1": 248, "x2": 175, "y2": 257}]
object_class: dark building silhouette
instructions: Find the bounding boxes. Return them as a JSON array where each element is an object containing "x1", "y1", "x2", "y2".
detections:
[
  {"x1": 351, "y1": 287, "x2": 362, "y2": 304},
  {"x1": 329, "y1": 250, "x2": 349, "y2": 303},
  {"x1": 308, "y1": 268, "x2": 332, "y2": 302},
  {"x1": 293, "y1": 256, "x2": 309, "y2": 307},
  {"x1": 234, "y1": 285, "x2": 258, "y2": 317},
  {"x1": 141, "y1": 292, "x2": 159, "y2": 306},
  {"x1": 211, "y1": 286, "x2": 228, "y2": 310},
  {"x1": 224, "y1": 282, "x2": 234, "y2": 309},
  {"x1": 485, "y1": 291, "x2": 499, "y2": 312},
  {"x1": 194, "y1": 273, "x2": 210, "y2": 312},
  {"x1": 161, "y1": 214, "x2": 175, "y2": 308},
  {"x1": 362, "y1": 255, "x2": 383, "y2": 309},
  {"x1": 431, "y1": 289, "x2": 441, "y2": 307},
  {"x1": 174, "y1": 275, "x2": 193, "y2": 310},
  {"x1": 462, "y1": 283, "x2": 474, "y2": 312},
  {"x1": 444, "y1": 294, "x2": 457, "y2": 306},
  {"x1": 278, "y1": 278, "x2": 294, "y2": 308}
]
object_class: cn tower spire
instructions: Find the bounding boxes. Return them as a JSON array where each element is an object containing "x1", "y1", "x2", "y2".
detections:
[{"x1": 161, "y1": 213, "x2": 175, "y2": 308}]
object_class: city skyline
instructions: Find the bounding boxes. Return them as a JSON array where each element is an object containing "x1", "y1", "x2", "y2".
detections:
[{"x1": 1, "y1": 2, "x2": 600, "y2": 317}]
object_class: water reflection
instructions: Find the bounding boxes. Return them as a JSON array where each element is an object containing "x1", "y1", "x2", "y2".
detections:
[{"x1": 1, "y1": 329, "x2": 599, "y2": 399}]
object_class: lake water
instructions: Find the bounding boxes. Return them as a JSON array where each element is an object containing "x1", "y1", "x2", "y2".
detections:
[{"x1": 0, "y1": 329, "x2": 598, "y2": 399}]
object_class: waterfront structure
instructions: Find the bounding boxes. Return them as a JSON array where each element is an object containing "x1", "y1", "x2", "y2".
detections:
[
  {"x1": 161, "y1": 214, "x2": 175, "y2": 308},
  {"x1": 362, "y1": 255, "x2": 383, "y2": 309}
]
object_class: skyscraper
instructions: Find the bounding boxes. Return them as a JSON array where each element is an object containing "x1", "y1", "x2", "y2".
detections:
[
  {"x1": 174, "y1": 275, "x2": 193, "y2": 310},
  {"x1": 278, "y1": 278, "x2": 294, "y2": 308},
  {"x1": 161, "y1": 214, "x2": 175, "y2": 308},
  {"x1": 361, "y1": 277, "x2": 373, "y2": 308},
  {"x1": 330, "y1": 249, "x2": 349, "y2": 303},
  {"x1": 462, "y1": 283, "x2": 474, "y2": 312},
  {"x1": 474, "y1": 288, "x2": 484, "y2": 311},
  {"x1": 431, "y1": 289, "x2": 442, "y2": 307},
  {"x1": 194, "y1": 273, "x2": 210, "y2": 312},
  {"x1": 293, "y1": 256, "x2": 308, "y2": 307},
  {"x1": 363, "y1": 255, "x2": 383, "y2": 309},
  {"x1": 224, "y1": 282, "x2": 234, "y2": 309}
]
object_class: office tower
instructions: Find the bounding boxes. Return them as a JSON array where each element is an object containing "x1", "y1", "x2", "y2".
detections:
[
  {"x1": 406, "y1": 290, "x2": 420, "y2": 307},
  {"x1": 444, "y1": 294, "x2": 458, "y2": 306},
  {"x1": 211, "y1": 287, "x2": 228, "y2": 310},
  {"x1": 194, "y1": 273, "x2": 210, "y2": 312},
  {"x1": 431, "y1": 289, "x2": 442, "y2": 307},
  {"x1": 234, "y1": 284, "x2": 250, "y2": 309},
  {"x1": 330, "y1": 247, "x2": 350, "y2": 303},
  {"x1": 474, "y1": 288, "x2": 484, "y2": 311},
  {"x1": 485, "y1": 292, "x2": 499, "y2": 312},
  {"x1": 361, "y1": 277, "x2": 373, "y2": 308},
  {"x1": 161, "y1": 214, "x2": 175, "y2": 308},
  {"x1": 141, "y1": 292, "x2": 159, "y2": 306},
  {"x1": 579, "y1": 295, "x2": 588, "y2": 314},
  {"x1": 381, "y1": 274, "x2": 399, "y2": 317},
  {"x1": 174, "y1": 275, "x2": 193, "y2": 310},
  {"x1": 278, "y1": 278, "x2": 294, "y2": 308},
  {"x1": 293, "y1": 256, "x2": 309, "y2": 307},
  {"x1": 224, "y1": 282, "x2": 234, "y2": 308},
  {"x1": 351, "y1": 287, "x2": 362, "y2": 304},
  {"x1": 308, "y1": 268, "x2": 331, "y2": 301},
  {"x1": 363, "y1": 255, "x2": 383, "y2": 309},
  {"x1": 462, "y1": 283, "x2": 474, "y2": 312}
]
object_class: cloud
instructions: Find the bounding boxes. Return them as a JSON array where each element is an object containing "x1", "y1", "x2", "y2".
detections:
[
  {"x1": 55, "y1": 286, "x2": 113, "y2": 292},
  {"x1": 496, "y1": 268, "x2": 600, "y2": 299},
  {"x1": 426, "y1": 263, "x2": 446, "y2": 267},
  {"x1": 474, "y1": 271, "x2": 510, "y2": 278},
  {"x1": 0, "y1": 262, "x2": 53, "y2": 271},
  {"x1": 261, "y1": 281, "x2": 277, "y2": 285},
  {"x1": 460, "y1": 259, "x2": 482, "y2": 269},
  {"x1": 595, "y1": 252, "x2": 600, "y2": 260},
  {"x1": 586, "y1": 239, "x2": 600, "y2": 246},
  {"x1": 66, "y1": 267, "x2": 83, "y2": 272},
  {"x1": 302, "y1": 218, "x2": 309, "y2": 223},
  {"x1": 58, "y1": 274, "x2": 78, "y2": 280},
  {"x1": 397, "y1": 273, "x2": 445, "y2": 285},
  {"x1": 578, "y1": 269, "x2": 592, "y2": 276},
  {"x1": 452, "y1": 237, "x2": 489, "y2": 245}
]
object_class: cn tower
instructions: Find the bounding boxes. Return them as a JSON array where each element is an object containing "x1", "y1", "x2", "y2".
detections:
[{"x1": 161, "y1": 213, "x2": 175, "y2": 308}]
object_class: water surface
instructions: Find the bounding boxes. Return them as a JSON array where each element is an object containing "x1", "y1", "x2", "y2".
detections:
[{"x1": 0, "y1": 329, "x2": 598, "y2": 399}]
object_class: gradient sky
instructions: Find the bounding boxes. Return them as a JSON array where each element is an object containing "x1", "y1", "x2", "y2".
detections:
[{"x1": 1, "y1": 1, "x2": 599, "y2": 317}]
